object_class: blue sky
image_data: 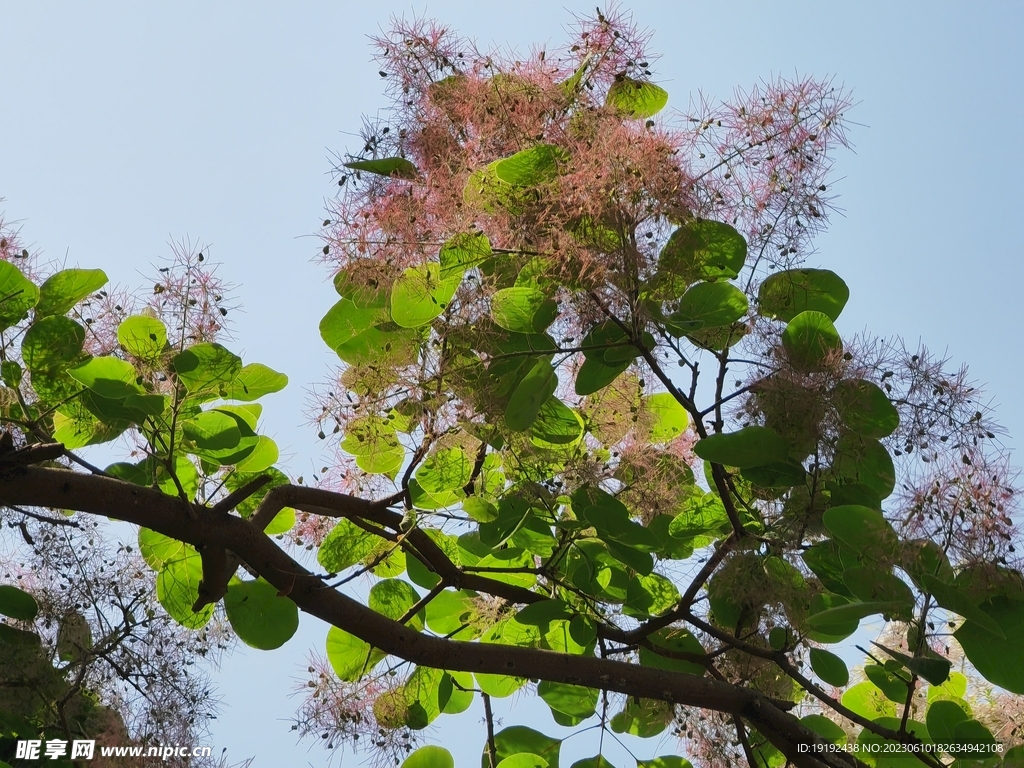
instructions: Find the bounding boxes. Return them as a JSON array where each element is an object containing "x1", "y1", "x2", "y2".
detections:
[{"x1": 3, "y1": 2, "x2": 1023, "y2": 766}]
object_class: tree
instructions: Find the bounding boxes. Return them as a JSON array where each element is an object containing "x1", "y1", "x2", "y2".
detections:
[{"x1": 0, "y1": 8, "x2": 1021, "y2": 768}]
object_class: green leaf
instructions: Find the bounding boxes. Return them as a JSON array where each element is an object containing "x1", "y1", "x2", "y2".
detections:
[
  {"x1": 950, "y1": 719, "x2": 997, "y2": 758},
  {"x1": 189, "y1": 409, "x2": 258, "y2": 466},
  {"x1": 809, "y1": 648, "x2": 849, "y2": 686},
  {"x1": 320, "y1": 297, "x2": 387, "y2": 351},
  {"x1": 442, "y1": 670, "x2": 474, "y2": 714},
  {"x1": 344, "y1": 156, "x2": 418, "y2": 179},
  {"x1": 531, "y1": 397, "x2": 584, "y2": 446},
  {"x1": 22, "y1": 316, "x2": 85, "y2": 371},
  {"x1": 172, "y1": 343, "x2": 242, "y2": 394},
  {"x1": 782, "y1": 310, "x2": 842, "y2": 371},
  {"x1": 800, "y1": 715, "x2": 846, "y2": 744},
  {"x1": 369, "y1": 579, "x2": 423, "y2": 631},
  {"x1": 871, "y1": 642, "x2": 951, "y2": 686},
  {"x1": 741, "y1": 460, "x2": 806, "y2": 488},
  {"x1": 416, "y1": 447, "x2": 472, "y2": 494},
  {"x1": 538, "y1": 681, "x2": 598, "y2": 720},
  {"x1": 693, "y1": 426, "x2": 789, "y2": 468},
  {"x1": 926, "y1": 699, "x2": 969, "y2": 744},
  {"x1": 668, "y1": 492, "x2": 730, "y2": 541},
  {"x1": 493, "y1": 144, "x2": 568, "y2": 185},
  {"x1": 391, "y1": 263, "x2": 460, "y2": 328},
  {"x1": 182, "y1": 411, "x2": 242, "y2": 450},
  {"x1": 234, "y1": 436, "x2": 279, "y2": 474},
  {"x1": 224, "y1": 578, "x2": 299, "y2": 650},
  {"x1": 757, "y1": 268, "x2": 849, "y2": 322},
  {"x1": 865, "y1": 664, "x2": 908, "y2": 702},
  {"x1": 920, "y1": 574, "x2": 1004, "y2": 638},
  {"x1": 610, "y1": 698, "x2": 672, "y2": 738},
  {"x1": 625, "y1": 572, "x2": 681, "y2": 617},
  {"x1": 222, "y1": 363, "x2": 288, "y2": 401},
  {"x1": 569, "y1": 758, "x2": 613, "y2": 768},
  {"x1": 117, "y1": 315, "x2": 168, "y2": 360},
  {"x1": 638, "y1": 759, "x2": 693, "y2": 768},
  {"x1": 486, "y1": 726, "x2": 561, "y2": 768},
  {"x1": 833, "y1": 434, "x2": 897, "y2": 500},
  {"x1": 156, "y1": 548, "x2": 214, "y2": 629},
  {"x1": 325, "y1": 626, "x2": 383, "y2": 681},
  {"x1": 425, "y1": 590, "x2": 475, "y2": 636},
  {"x1": 606, "y1": 77, "x2": 668, "y2": 118},
  {"x1": 658, "y1": 220, "x2": 746, "y2": 284},
  {"x1": 841, "y1": 681, "x2": 897, "y2": 720},
  {"x1": 505, "y1": 359, "x2": 557, "y2": 431},
  {"x1": 440, "y1": 231, "x2": 492, "y2": 280},
  {"x1": 0, "y1": 584, "x2": 39, "y2": 621},
  {"x1": 842, "y1": 567, "x2": 915, "y2": 615},
  {"x1": 492, "y1": 285, "x2": 557, "y2": 333},
  {"x1": 402, "y1": 745, "x2": 455, "y2": 768},
  {"x1": 668, "y1": 281, "x2": 748, "y2": 332},
  {"x1": 638, "y1": 629, "x2": 705, "y2": 676},
  {"x1": 404, "y1": 665, "x2": 451, "y2": 729},
  {"x1": 834, "y1": 379, "x2": 899, "y2": 438},
  {"x1": 955, "y1": 596, "x2": 1024, "y2": 693},
  {"x1": 822, "y1": 505, "x2": 900, "y2": 561},
  {"x1": 318, "y1": 519, "x2": 378, "y2": 572},
  {"x1": 0, "y1": 262, "x2": 39, "y2": 329},
  {"x1": 35, "y1": 268, "x2": 107, "y2": 317},
  {"x1": 643, "y1": 392, "x2": 689, "y2": 442},
  {"x1": 497, "y1": 756, "x2": 548, "y2": 768}
]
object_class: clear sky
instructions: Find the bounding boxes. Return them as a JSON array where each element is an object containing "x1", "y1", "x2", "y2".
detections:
[{"x1": 3, "y1": 2, "x2": 1023, "y2": 766}]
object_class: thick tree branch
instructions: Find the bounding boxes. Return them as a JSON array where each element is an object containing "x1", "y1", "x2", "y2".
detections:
[{"x1": 0, "y1": 466, "x2": 856, "y2": 768}]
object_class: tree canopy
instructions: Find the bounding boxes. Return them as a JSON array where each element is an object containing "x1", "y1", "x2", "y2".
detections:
[{"x1": 0, "y1": 8, "x2": 1021, "y2": 768}]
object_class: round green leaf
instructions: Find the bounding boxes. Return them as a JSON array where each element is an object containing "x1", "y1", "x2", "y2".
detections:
[
  {"x1": 402, "y1": 746, "x2": 454, "y2": 768},
  {"x1": 606, "y1": 77, "x2": 668, "y2": 118},
  {"x1": 234, "y1": 436, "x2": 279, "y2": 473},
  {"x1": 35, "y1": 268, "x2": 107, "y2": 317},
  {"x1": 486, "y1": 726, "x2": 561, "y2": 768},
  {"x1": 841, "y1": 681, "x2": 897, "y2": 720},
  {"x1": 0, "y1": 585, "x2": 38, "y2": 621},
  {"x1": 669, "y1": 281, "x2": 748, "y2": 331},
  {"x1": 497, "y1": 756, "x2": 548, "y2": 768},
  {"x1": 404, "y1": 665, "x2": 451, "y2": 729},
  {"x1": 325, "y1": 625, "x2": 383, "y2": 681},
  {"x1": 530, "y1": 397, "x2": 584, "y2": 446},
  {"x1": 22, "y1": 316, "x2": 85, "y2": 371},
  {"x1": 222, "y1": 363, "x2": 288, "y2": 401},
  {"x1": 643, "y1": 392, "x2": 689, "y2": 442},
  {"x1": 806, "y1": 601, "x2": 901, "y2": 632},
  {"x1": 834, "y1": 379, "x2": 899, "y2": 438},
  {"x1": 391, "y1": 263, "x2": 460, "y2": 328},
  {"x1": 955, "y1": 596, "x2": 1024, "y2": 693},
  {"x1": 493, "y1": 144, "x2": 567, "y2": 186},
  {"x1": 822, "y1": 504, "x2": 899, "y2": 561},
  {"x1": 782, "y1": 310, "x2": 841, "y2": 371},
  {"x1": 317, "y1": 519, "x2": 378, "y2": 572},
  {"x1": 800, "y1": 715, "x2": 846, "y2": 744},
  {"x1": 658, "y1": 220, "x2": 747, "y2": 284},
  {"x1": 172, "y1": 343, "x2": 242, "y2": 394},
  {"x1": 926, "y1": 698, "x2": 970, "y2": 744},
  {"x1": 758, "y1": 268, "x2": 849, "y2": 322},
  {"x1": 865, "y1": 664, "x2": 908, "y2": 702},
  {"x1": 0, "y1": 261, "x2": 39, "y2": 329},
  {"x1": 537, "y1": 680, "x2": 598, "y2": 720},
  {"x1": 638, "y1": 629, "x2": 705, "y2": 676},
  {"x1": 224, "y1": 578, "x2": 299, "y2": 650},
  {"x1": 492, "y1": 285, "x2": 557, "y2": 333},
  {"x1": 182, "y1": 411, "x2": 242, "y2": 451},
  {"x1": 832, "y1": 435, "x2": 896, "y2": 499},
  {"x1": 369, "y1": 579, "x2": 423, "y2": 631},
  {"x1": 638, "y1": 758, "x2": 693, "y2": 768},
  {"x1": 117, "y1": 315, "x2": 168, "y2": 360},
  {"x1": 693, "y1": 425, "x2": 789, "y2": 468},
  {"x1": 416, "y1": 447, "x2": 472, "y2": 494},
  {"x1": 809, "y1": 648, "x2": 849, "y2": 686},
  {"x1": 156, "y1": 551, "x2": 214, "y2": 629}
]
